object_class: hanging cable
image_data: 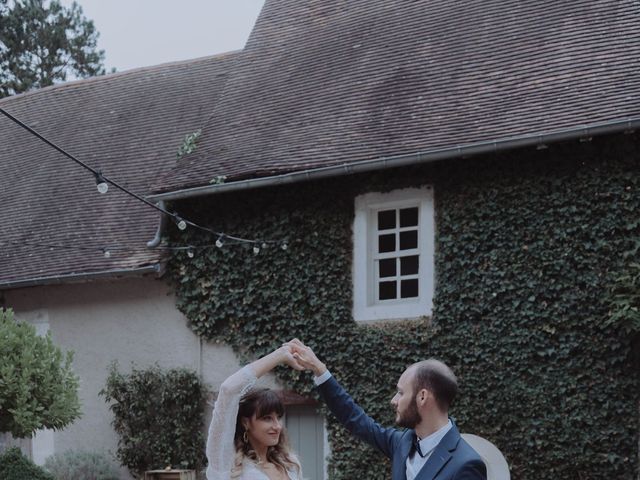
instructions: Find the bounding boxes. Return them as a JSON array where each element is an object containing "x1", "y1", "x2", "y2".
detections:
[
  {"x1": 1, "y1": 238, "x2": 282, "y2": 257},
  {"x1": 0, "y1": 107, "x2": 283, "y2": 247}
]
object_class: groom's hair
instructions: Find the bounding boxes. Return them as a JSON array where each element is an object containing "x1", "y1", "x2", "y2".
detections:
[{"x1": 411, "y1": 359, "x2": 458, "y2": 412}]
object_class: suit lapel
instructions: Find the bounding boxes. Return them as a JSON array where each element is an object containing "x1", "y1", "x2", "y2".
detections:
[
  {"x1": 395, "y1": 430, "x2": 415, "y2": 480},
  {"x1": 414, "y1": 423, "x2": 460, "y2": 480}
]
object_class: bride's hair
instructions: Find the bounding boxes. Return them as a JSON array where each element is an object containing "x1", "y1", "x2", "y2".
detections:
[{"x1": 230, "y1": 388, "x2": 301, "y2": 479}]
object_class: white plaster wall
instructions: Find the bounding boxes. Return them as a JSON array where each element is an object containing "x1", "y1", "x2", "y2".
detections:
[{"x1": 3, "y1": 276, "x2": 243, "y2": 478}]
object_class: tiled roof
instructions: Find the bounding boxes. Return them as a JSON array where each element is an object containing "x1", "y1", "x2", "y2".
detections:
[
  {"x1": 154, "y1": 0, "x2": 640, "y2": 193},
  {"x1": 0, "y1": 52, "x2": 237, "y2": 288}
]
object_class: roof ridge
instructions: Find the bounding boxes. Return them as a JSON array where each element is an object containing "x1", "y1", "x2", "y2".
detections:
[{"x1": 0, "y1": 50, "x2": 240, "y2": 106}]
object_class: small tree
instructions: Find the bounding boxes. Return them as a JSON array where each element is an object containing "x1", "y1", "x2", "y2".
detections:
[
  {"x1": 0, "y1": 308, "x2": 81, "y2": 439},
  {"x1": 0, "y1": 0, "x2": 106, "y2": 98},
  {"x1": 101, "y1": 364, "x2": 206, "y2": 478}
]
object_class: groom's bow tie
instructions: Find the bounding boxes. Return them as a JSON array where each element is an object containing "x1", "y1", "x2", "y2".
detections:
[{"x1": 412, "y1": 434, "x2": 426, "y2": 458}]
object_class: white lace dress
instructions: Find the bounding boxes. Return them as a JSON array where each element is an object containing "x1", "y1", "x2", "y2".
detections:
[{"x1": 205, "y1": 366, "x2": 301, "y2": 480}]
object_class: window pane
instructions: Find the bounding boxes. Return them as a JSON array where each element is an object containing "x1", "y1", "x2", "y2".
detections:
[
  {"x1": 377, "y1": 210, "x2": 396, "y2": 230},
  {"x1": 400, "y1": 207, "x2": 418, "y2": 227},
  {"x1": 379, "y1": 258, "x2": 396, "y2": 278},
  {"x1": 379, "y1": 281, "x2": 396, "y2": 300},
  {"x1": 378, "y1": 234, "x2": 396, "y2": 253},
  {"x1": 400, "y1": 279, "x2": 419, "y2": 298},
  {"x1": 400, "y1": 255, "x2": 419, "y2": 275},
  {"x1": 399, "y1": 230, "x2": 418, "y2": 250}
]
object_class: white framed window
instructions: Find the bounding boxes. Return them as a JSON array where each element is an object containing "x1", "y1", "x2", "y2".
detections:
[{"x1": 353, "y1": 186, "x2": 434, "y2": 322}]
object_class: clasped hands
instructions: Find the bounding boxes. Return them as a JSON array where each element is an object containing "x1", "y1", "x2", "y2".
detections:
[{"x1": 278, "y1": 338, "x2": 327, "y2": 377}]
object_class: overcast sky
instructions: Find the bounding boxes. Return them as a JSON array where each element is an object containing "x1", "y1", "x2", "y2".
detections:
[{"x1": 59, "y1": 0, "x2": 266, "y2": 72}]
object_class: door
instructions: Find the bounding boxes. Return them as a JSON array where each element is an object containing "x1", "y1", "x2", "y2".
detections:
[{"x1": 285, "y1": 405, "x2": 326, "y2": 480}]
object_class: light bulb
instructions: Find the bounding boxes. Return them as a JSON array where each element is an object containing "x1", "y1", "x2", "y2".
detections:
[
  {"x1": 187, "y1": 249, "x2": 195, "y2": 258},
  {"x1": 95, "y1": 170, "x2": 108, "y2": 194},
  {"x1": 103, "y1": 249, "x2": 111, "y2": 258},
  {"x1": 177, "y1": 219, "x2": 187, "y2": 231},
  {"x1": 216, "y1": 238, "x2": 224, "y2": 248},
  {"x1": 281, "y1": 242, "x2": 288, "y2": 251},
  {"x1": 262, "y1": 242, "x2": 268, "y2": 249},
  {"x1": 253, "y1": 245, "x2": 260, "y2": 255}
]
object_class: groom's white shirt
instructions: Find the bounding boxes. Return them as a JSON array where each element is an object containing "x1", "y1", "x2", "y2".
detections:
[{"x1": 407, "y1": 420, "x2": 452, "y2": 480}]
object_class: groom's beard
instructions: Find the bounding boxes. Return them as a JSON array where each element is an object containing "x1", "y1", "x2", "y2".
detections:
[{"x1": 396, "y1": 399, "x2": 422, "y2": 429}]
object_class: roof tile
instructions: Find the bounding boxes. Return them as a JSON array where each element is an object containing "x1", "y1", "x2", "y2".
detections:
[
  {"x1": 0, "y1": 53, "x2": 237, "y2": 287},
  {"x1": 154, "y1": 0, "x2": 640, "y2": 193}
]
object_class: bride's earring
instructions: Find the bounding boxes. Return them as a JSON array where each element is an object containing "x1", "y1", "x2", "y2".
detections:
[{"x1": 243, "y1": 430, "x2": 249, "y2": 444}]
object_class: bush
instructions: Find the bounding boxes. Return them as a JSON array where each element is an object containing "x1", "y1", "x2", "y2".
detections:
[
  {"x1": 101, "y1": 363, "x2": 206, "y2": 478},
  {"x1": 44, "y1": 450, "x2": 119, "y2": 480},
  {"x1": 0, "y1": 308, "x2": 81, "y2": 438},
  {"x1": 0, "y1": 446, "x2": 54, "y2": 480}
]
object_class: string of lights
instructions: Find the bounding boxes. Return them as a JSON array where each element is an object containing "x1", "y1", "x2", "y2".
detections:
[
  {"x1": 2, "y1": 238, "x2": 287, "y2": 259},
  {"x1": 0, "y1": 107, "x2": 287, "y2": 253}
]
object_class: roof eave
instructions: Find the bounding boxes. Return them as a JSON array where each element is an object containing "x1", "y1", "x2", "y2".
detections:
[
  {"x1": 148, "y1": 117, "x2": 640, "y2": 203},
  {"x1": 0, "y1": 264, "x2": 163, "y2": 291}
]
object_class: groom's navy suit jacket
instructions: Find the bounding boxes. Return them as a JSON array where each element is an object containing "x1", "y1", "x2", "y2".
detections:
[{"x1": 318, "y1": 375, "x2": 487, "y2": 480}]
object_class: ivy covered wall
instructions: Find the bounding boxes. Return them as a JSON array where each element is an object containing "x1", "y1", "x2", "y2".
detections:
[{"x1": 168, "y1": 132, "x2": 639, "y2": 479}]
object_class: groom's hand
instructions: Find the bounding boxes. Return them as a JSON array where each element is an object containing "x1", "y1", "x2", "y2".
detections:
[
  {"x1": 277, "y1": 345, "x2": 304, "y2": 371},
  {"x1": 285, "y1": 339, "x2": 327, "y2": 377}
]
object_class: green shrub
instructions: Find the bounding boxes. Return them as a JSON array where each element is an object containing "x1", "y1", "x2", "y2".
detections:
[
  {"x1": 100, "y1": 364, "x2": 206, "y2": 478},
  {"x1": 0, "y1": 446, "x2": 54, "y2": 480},
  {"x1": 44, "y1": 450, "x2": 119, "y2": 480},
  {"x1": 0, "y1": 308, "x2": 81, "y2": 438}
]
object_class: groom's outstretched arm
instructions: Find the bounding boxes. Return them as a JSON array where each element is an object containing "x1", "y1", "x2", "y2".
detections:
[{"x1": 287, "y1": 339, "x2": 401, "y2": 458}]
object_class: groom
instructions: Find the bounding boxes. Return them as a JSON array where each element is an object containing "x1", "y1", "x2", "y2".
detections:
[{"x1": 287, "y1": 339, "x2": 486, "y2": 480}]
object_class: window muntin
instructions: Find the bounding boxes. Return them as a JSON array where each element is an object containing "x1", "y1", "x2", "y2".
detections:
[{"x1": 374, "y1": 207, "x2": 420, "y2": 302}]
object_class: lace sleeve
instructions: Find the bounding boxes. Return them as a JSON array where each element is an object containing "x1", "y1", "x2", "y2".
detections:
[{"x1": 206, "y1": 366, "x2": 257, "y2": 480}]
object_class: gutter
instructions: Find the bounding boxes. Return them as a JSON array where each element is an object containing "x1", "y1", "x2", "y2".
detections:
[
  {"x1": 0, "y1": 264, "x2": 162, "y2": 291},
  {"x1": 147, "y1": 117, "x2": 640, "y2": 203},
  {"x1": 146, "y1": 200, "x2": 168, "y2": 248}
]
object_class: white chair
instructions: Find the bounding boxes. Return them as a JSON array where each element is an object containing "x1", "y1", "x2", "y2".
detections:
[{"x1": 461, "y1": 434, "x2": 510, "y2": 480}]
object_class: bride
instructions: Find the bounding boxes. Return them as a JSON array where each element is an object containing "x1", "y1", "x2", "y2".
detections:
[{"x1": 206, "y1": 345, "x2": 304, "y2": 480}]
